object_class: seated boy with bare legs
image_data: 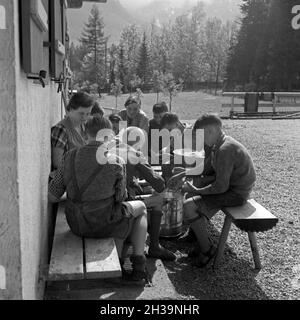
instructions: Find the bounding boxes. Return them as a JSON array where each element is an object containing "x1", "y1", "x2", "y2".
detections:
[
  {"x1": 49, "y1": 117, "x2": 148, "y2": 282},
  {"x1": 168, "y1": 114, "x2": 256, "y2": 267},
  {"x1": 121, "y1": 127, "x2": 176, "y2": 261}
]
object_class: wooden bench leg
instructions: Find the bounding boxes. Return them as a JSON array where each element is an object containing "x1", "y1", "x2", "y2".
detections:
[
  {"x1": 213, "y1": 215, "x2": 232, "y2": 269},
  {"x1": 248, "y1": 232, "x2": 262, "y2": 270}
]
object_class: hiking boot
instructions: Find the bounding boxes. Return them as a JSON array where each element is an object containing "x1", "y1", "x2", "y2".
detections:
[
  {"x1": 148, "y1": 245, "x2": 176, "y2": 261},
  {"x1": 122, "y1": 255, "x2": 147, "y2": 283},
  {"x1": 191, "y1": 245, "x2": 217, "y2": 268},
  {"x1": 177, "y1": 228, "x2": 197, "y2": 243},
  {"x1": 187, "y1": 245, "x2": 202, "y2": 258},
  {"x1": 148, "y1": 210, "x2": 176, "y2": 261}
]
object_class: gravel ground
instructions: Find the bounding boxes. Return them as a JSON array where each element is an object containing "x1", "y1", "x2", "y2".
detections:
[
  {"x1": 162, "y1": 119, "x2": 300, "y2": 300},
  {"x1": 102, "y1": 91, "x2": 300, "y2": 300}
]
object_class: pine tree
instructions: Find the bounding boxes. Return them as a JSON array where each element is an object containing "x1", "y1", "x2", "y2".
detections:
[
  {"x1": 226, "y1": 0, "x2": 300, "y2": 91},
  {"x1": 80, "y1": 5, "x2": 107, "y2": 91},
  {"x1": 226, "y1": 0, "x2": 270, "y2": 90},
  {"x1": 266, "y1": 0, "x2": 300, "y2": 90},
  {"x1": 136, "y1": 32, "x2": 150, "y2": 89},
  {"x1": 118, "y1": 44, "x2": 126, "y2": 93}
]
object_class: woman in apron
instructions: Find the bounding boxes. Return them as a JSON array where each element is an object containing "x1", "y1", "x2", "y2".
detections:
[{"x1": 51, "y1": 92, "x2": 95, "y2": 171}]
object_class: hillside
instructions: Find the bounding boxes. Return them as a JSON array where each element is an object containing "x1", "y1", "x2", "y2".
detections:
[
  {"x1": 205, "y1": 0, "x2": 241, "y2": 22},
  {"x1": 132, "y1": 0, "x2": 241, "y2": 25},
  {"x1": 67, "y1": 0, "x2": 141, "y2": 45},
  {"x1": 67, "y1": 0, "x2": 241, "y2": 45}
]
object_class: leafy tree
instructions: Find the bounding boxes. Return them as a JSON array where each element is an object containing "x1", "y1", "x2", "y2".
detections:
[
  {"x1": 170, "y1": 3, "x2": 207, "y2": 89},
  {"x1": 108, "y1": 44, "x2": 118, "y2": 90},
  {"x1": 151, "y1": 70, "x2": 164, "y2": 103},
  {"x1": 148, "y1": 22, "x2": 173, "y2": 75},
  {"x1": 111, "y1": 80, "x2": 123, "y2": 110},
  {"x1": 160, "y1": 73, "x2": 184, "y2": 111},
  {"x1": 69, "y1": 42, "x2": 88, "y2": 87},
  {"x1": 135, "y1": 88, "x2": 144, "y2": 100},
  {"x1": 204, "y1": 19, "x2": 233, "y2": 94},
  {"x1": 120, "y1": 25, "x2": 142, "y2": 91},
  {"x1": 182, "y1": 2, "x2": 206, "y2": 88},
  {"x1": 129, "y1": 74, "x2": 142, "y2": 94}
]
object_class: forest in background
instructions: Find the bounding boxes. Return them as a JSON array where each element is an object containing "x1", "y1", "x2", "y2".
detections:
[{"x1": 69, "y1": 0, "x2": 300, "y2": 97}]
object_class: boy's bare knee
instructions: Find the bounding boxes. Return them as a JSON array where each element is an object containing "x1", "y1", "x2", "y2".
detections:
[
  {"x1": 140, "y1": 202, "x2": 148, "y2": 217},
  {"x1": 130, "y1": 200, "x2": 148, "y2": 217},
  {"x1": 137, "y1": 213, "x2": 148, "y2": 230}
]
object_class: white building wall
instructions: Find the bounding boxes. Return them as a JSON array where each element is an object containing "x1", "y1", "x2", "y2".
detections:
[{"x1": 0, "y1": 0, "x2": 62, "y2": 299}]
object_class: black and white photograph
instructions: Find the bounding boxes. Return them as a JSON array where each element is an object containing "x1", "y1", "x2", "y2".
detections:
[{"x1": 0, "y1": 0, "x2": 299, "y2": 305}]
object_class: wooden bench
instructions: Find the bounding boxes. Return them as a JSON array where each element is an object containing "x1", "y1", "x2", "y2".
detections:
[
  {"x1": 214, "y1": 199, "x2": 278, "y2": 270},
  {"x1": 48, "y1": 201, "x2": 122, "y2": 282},
  {"x1": 222, "y1": 92, "x2": 300, "y2": 119}
]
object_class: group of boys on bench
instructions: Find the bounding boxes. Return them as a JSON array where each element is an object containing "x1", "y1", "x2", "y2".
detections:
[{"x1": 49, "y1": 92, "x2": 256, "y2": 284}]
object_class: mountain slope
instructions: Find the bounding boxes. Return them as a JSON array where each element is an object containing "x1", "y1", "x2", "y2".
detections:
[
  {"x1": 205, "y1": 0, "x2": 241, "y2": 22},
  {"x1": 133, "y1": 0, "x2": 241, "y2": 23},
  {"x1": 67, "y1": 0, "x2": 241, "y2": 45},
  {"x1": 67, "y1": 0, "x2": 141, "y2": 45}
]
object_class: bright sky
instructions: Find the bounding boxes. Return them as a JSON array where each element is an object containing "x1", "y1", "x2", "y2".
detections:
[{"x1": 119, "y1": 0, "x2": 212, "y2": 10}]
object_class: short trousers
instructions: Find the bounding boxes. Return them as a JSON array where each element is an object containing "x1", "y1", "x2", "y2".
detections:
[
  {"x1": 192, "y1": 190, "x2": 246, "y2": 220},
  {"x1": 122, "y1": 201, "x2": 136, "y2": 218},
  {"x1": 109, "y1": 202, "x2": 136, "y2": 240}
]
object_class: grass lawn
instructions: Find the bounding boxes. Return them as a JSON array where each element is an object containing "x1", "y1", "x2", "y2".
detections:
[
  {"x1": 102, "y1": 91, "x2": 300, "y2": 300},
  {"x1": 99, "y1": 91, "x2": 230, "y2": 119}
]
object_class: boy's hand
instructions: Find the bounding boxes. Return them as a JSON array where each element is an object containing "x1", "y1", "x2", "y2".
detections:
[
  {"x1": 172, "y1": 167, "x2": 186, "y2": 175},
  {"x1": 167, "y1": 174, "x2": 185, "y2": 191},
  {"x1": 181, "y1": 181, "x2": 200, "y2": 195}
]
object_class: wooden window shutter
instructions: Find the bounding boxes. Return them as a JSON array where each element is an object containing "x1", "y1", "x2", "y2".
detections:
[
  {"x1": 50, "y1": 0, "x2": 67, "y2": 80},
  {"x1": 20, "y1": 0, "x2": 49, "y2": 74}
]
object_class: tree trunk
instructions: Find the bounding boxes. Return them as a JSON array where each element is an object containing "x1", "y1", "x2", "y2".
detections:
[{"x1": 215, "y1": 60, "x2": 221, "y2": 96}]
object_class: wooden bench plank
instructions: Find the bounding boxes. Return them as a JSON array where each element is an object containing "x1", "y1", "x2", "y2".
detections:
[
  {"x1": 222, "y1": 199, "x2": 278, "y2": 232},
  {"x1": 214, "y1": 199, "x2": 278, "y2": 269},
  {"x1": 48, "y1": 203, "x2": 84, "y2": 281},
  {"x1": 84, "y1": 238, "x2": 122, "y2": 279},
  {"x1": 222, "y1": 103, "x2": 272, "y2": 108}
]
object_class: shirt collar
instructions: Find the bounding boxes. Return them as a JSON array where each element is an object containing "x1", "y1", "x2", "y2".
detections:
[{"x1": 212, "y1": 132, "x2": 226, "y2": 152}]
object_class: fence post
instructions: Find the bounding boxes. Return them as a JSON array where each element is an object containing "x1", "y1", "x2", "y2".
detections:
[
  {"x1": 272, "y1": 94, "x2": 277, "y2": 114},
  {"x1": 230, "y1": 96, "x2": 235, "y2": 118}
]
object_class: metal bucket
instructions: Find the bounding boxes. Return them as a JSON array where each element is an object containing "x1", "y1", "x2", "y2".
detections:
[{"x1": 160, "y1": 190, "x2": 184, "y2": 238}]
